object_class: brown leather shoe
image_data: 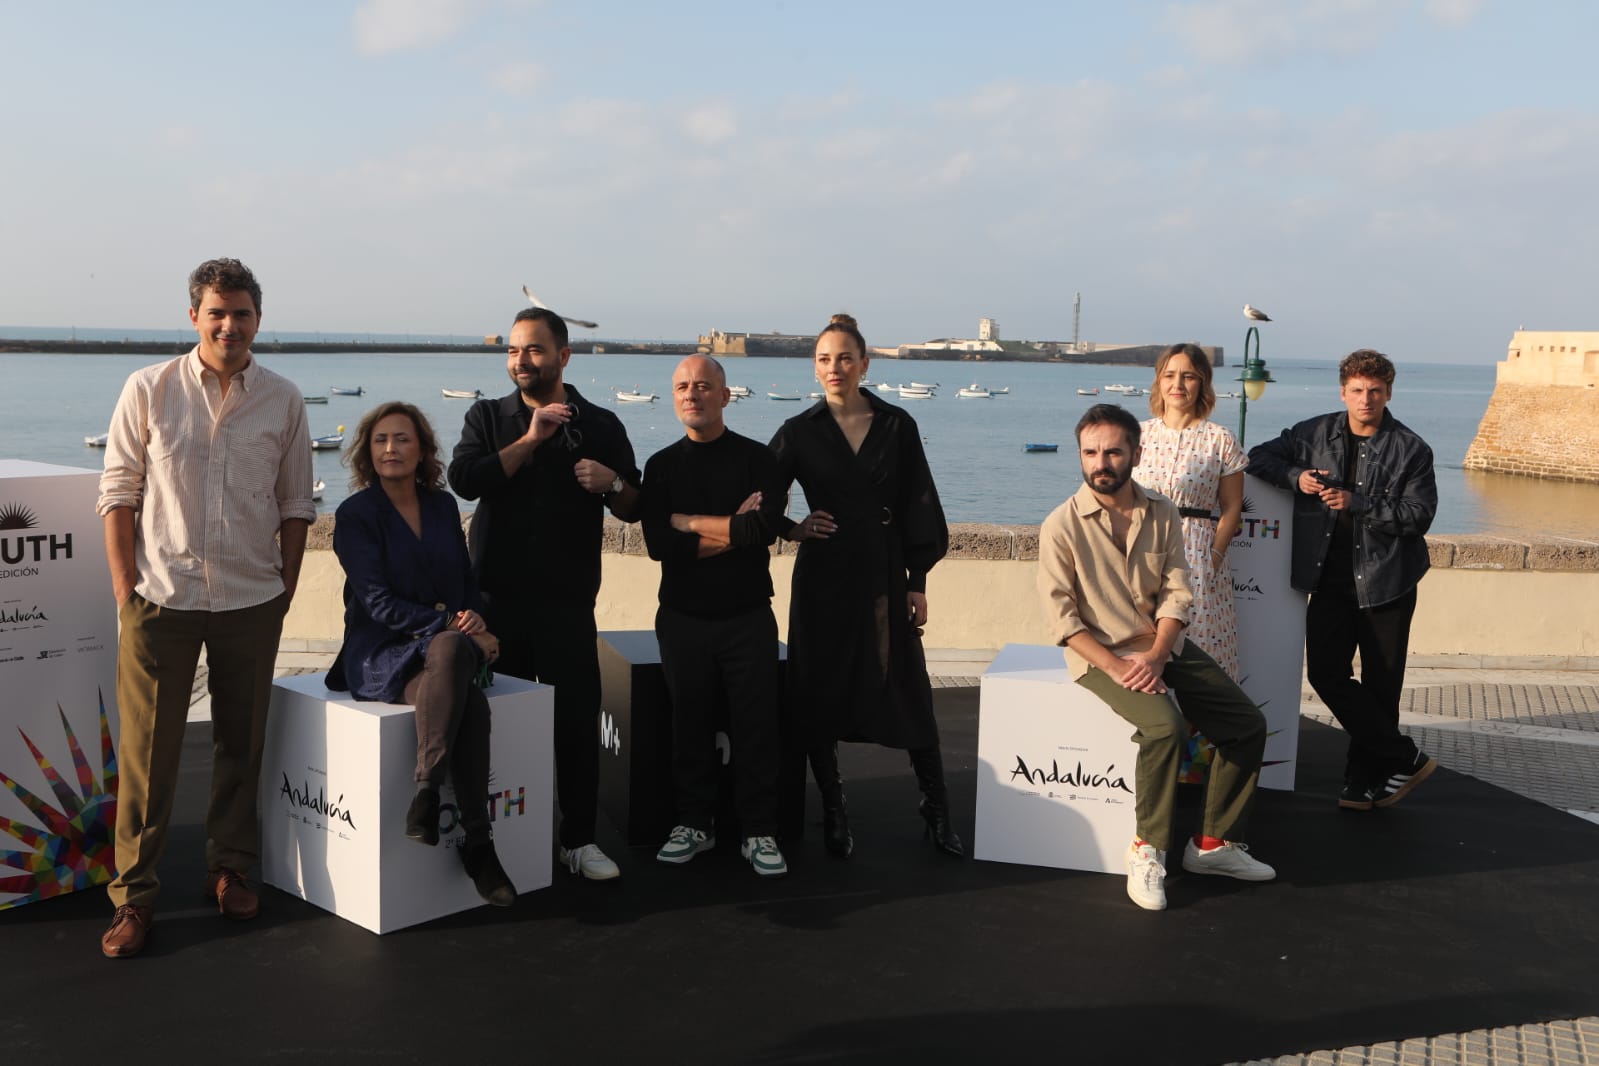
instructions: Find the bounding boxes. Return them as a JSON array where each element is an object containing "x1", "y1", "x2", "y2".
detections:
[
  {"x1": 101, "y1": 904, "x2": 154, "y2": 958},
  {"x1": 204, "y1": 868, "x2": 260, "y2": 920}
]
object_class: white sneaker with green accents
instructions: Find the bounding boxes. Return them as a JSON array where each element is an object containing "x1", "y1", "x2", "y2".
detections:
[{"x1": 741, "y1": 835, "x2": 787, "y2": 878}]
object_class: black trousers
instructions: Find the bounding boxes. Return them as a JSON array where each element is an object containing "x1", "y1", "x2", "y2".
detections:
[
  {"x1": 484, "y1": 593, "x2": 601, "y2": 849},
  {"x1": 403, "y1": 631, "x2": 492, "y2": 834},
  {"x1": 1305, "y1": 585, "x2": 1420, "y2": 784},
  {"x1": 655, "y1": 604, "x2": 781, "y2": 838}
]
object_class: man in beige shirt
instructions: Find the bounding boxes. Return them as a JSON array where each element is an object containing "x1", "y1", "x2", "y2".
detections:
[
  {"x1": 1037, "y1": 404, "x2": 1273, "y2": 911},
  {"x1": 96, "y1": 258, "x2": 315, "y2": 958}
]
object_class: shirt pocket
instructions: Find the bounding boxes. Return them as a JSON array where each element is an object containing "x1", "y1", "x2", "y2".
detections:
[{"x1": 227, "y1": 435, "x2": 282, "y2": 496}]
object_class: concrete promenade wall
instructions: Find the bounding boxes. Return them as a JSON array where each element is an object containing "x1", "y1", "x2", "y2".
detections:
[{"x1": 286, "y1": 518, "x2": 1599, "y2": 663}]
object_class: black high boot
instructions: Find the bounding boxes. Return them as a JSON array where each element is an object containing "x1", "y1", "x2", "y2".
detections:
[
  {"x1": 909, "y1": 747, "x2": 965, "y2": 858},
  {"x1": 809, "y1": 744, "x2": 853, "y2": 859},
  {"x1": 460, "y1": 804, "x2": 516, "y2": 907}
]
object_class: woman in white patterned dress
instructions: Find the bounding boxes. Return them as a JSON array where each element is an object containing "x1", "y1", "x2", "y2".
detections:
[{"x1": 1135, "y1": 343, "x2": 1247, "y2": 782}]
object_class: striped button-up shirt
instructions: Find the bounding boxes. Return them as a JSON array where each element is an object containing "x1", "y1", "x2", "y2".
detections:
[
  {"x1": 97, "y1": 348, "x2": 317, "y2": 611},
  {"x1": 1036, "y1": 479, "x2": 1193, "y2": 679}
]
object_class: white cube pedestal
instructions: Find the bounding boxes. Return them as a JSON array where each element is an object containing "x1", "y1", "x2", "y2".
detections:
[
  {"x1": 261, "y1": 673, "x2": 554, "y2": 934},
  {"x1": 974, "y1": 644, "x2": 1141, "y2": 875}
]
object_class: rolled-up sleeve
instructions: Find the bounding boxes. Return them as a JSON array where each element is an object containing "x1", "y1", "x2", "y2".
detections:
[
  {"x1": 275, "y1": 399, "x2": 317, "y2": 524},
  {"x1": 97, "y1": 375, "x2": 148, "y2": 516},
  {"x1": 1036, "y1": 507, "x2": 1086, "y2": 647}
]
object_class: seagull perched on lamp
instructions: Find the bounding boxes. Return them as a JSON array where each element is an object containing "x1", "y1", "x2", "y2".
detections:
[
  {"x1": 1242, "y1": 304, "x2": 1272, "y2": 322},
  {"x1": 522, "y1": 285, "x2": 599, "y2": 329}
]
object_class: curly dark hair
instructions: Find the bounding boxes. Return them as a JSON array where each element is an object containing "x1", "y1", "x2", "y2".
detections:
[
  {"x1": 345, "y1": 402, "x2": 445, "y2": 492},
  {"x1": 1340, "y1": 349, "x2": 1396, "y2": 386},
  {"x1": 1148, "y1": 342, "x2": 1216, "y2": 420},
  {"x1": 188, "y1": 258, "x2": 262, "y2": 314}
]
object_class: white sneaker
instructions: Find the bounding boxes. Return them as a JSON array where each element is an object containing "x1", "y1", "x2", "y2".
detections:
[
  {"x1": 1126, "y1": 841, "x2": 1167, "y2": 911},
  {"x1": 656, "y1": 825, "x2": 715, "y2": 865},
  {"x1": 1181, "y1": 839, "x2": 1276, "y2": 882},
  {"x1": 558, "y1": 843, "x2": 620, "y2": 880},
  {"x1": 740, "y1": 835, "x2": 788, "y2": 878}
]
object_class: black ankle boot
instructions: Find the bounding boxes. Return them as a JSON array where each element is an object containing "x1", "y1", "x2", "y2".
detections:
[
  {"x1": 461, "y1": 837, "x2": 516, "y2": 907},
  {"x1": 910, "y1": 748, "x2": 964, "y2": 858},
  {"x1": 810, "y1": 745, "x2": 853, "y2": 859},
  {"x1": 405, "y1": 786, "x2": 440, "y2": 846}
]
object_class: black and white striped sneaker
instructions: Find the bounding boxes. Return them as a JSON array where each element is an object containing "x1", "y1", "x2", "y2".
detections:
[{"x1": 1373, "y1": 751, "x2": 1438, "y2": 808}]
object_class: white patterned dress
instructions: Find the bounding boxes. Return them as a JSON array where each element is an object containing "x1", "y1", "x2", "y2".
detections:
[{"x1": 1137, "y1": 418, "x2": 1248, "y2": 783}]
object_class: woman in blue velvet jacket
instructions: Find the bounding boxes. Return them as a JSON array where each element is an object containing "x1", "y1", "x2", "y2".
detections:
[{"x1": 327, "y1": 401, "x2": 514, "y2": 906}]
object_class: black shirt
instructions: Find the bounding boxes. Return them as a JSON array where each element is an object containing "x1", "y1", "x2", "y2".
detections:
[
  {"x1": 640, "y1": 429, "x2": 780, "y2": 619},
  {"x1": 447, "y1": 385, "x2": 640, "y2": 605},
  {"x1": 1318, "y1": 426, "x2": 1361, "y2": 595}
]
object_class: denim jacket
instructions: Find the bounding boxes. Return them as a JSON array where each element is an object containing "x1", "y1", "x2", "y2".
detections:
[{"x1": 1246, "y1": 410, "x2": 1436, "y2": 608}]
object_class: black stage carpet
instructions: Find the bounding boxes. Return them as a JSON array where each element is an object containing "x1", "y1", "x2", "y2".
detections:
[{"x1": 5, "y1": 689, "x2": 1599, "y2": 1065}]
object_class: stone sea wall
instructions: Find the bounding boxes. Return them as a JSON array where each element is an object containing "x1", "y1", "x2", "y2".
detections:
[
  {"x1": 1464, "y1": 330, "x2": 1599, "y2": 483},
  {"x1": 291, "y1": 517, "x2": 1599, "y2": 664}
]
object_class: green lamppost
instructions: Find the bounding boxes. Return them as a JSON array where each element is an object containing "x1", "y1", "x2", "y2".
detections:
[{"x1": 1238, "y1": 326, "x2": 1274, "y2": 446}]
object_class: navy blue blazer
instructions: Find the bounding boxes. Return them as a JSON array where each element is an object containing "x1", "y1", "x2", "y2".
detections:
[{"x1": 326, "y1": 485, "x2": 484, "y2": 702}]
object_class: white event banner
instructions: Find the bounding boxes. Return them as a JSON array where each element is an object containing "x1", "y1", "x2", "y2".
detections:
[{"x1": 0, "y1": 460, "x2": 119, "y2": 911}]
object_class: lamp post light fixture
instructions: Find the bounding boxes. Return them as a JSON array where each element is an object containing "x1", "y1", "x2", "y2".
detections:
[{"x1": 1237, "y1": 325, "x2": 1274, "y2": 446}]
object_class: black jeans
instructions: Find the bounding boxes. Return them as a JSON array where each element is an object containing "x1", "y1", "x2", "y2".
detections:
[
  {"x1": 485, "y1": 593, "x2": 601, "y2": 849},
  {"x1": 1305, "y1": 585, "x2": 1420, "y2": 784},
  {"x1": 656, "y1": 605, "x2": 781, "y2": 839}
]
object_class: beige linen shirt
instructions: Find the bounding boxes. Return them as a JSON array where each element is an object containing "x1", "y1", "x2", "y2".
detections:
[
  {"x1": 1036, "y1": 480, "x2": 1194, "y2": 679},
  {"x1": 97, "y1": 348, "x2": 316, "y2": 611}
]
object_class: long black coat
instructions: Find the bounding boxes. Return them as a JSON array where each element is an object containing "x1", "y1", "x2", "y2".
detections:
[{"x1": 769, "y1": 390, "x2": 949, "y2": 750}]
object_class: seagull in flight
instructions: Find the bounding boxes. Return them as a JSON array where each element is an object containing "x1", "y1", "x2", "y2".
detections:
[
  {"x1": 522, "y1": 286, "x2": 599, "y2": 330},
  {"x1": 1242, "y1": 304, "x2": 1272, "y2": 322}
]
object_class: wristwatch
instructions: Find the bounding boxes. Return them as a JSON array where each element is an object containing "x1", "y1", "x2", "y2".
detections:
[{"x1": 607, "y1": 475, "x2": 625, "y2": 495}]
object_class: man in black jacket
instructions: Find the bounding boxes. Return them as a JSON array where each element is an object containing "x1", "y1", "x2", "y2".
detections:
[
  {"x1": 640, "y1": 357, "x2": 787, "y2": 878},
  {"x1": 447, "y1": 307, "x2": 640, "y2": 881},
  {"x1": 1247, "y1": 350, "x2": 1439, "y2": 810}
]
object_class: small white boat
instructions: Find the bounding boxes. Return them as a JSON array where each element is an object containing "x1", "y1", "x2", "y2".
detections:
[
  {"x1": 311, "y1": 479, "x2": 326, "y2": 501},
  {"x1": 1104, "y1": 384, "x2": 1140, "y2": 395},
  {"x1": 909, "y1": 381, "x2": 940, "y2": 391},
  {"x1": 728, "y1": 385, "x2": 753, "y2": 398},
  {"x1": 1216, "y1": 390, "x2": 1242, "y2": 399},
  {"x1": 329, "y1": 386, "x2": 364, "y2": 396},
  {"x1": 876, "y1": 382, "x2": 899, "y2": 393},
  {"x1": 898, "y1": 386, "x2": 934, "y2": 399},
  {"x1": 442, "y1": 388, "x2": 483, "y2": 399},
  {"x1": 991, "y1": 386, "x2": 1010, "y2": 395},
  {"x1": 957, "y1": 384, "x2": 992, "y2": 399},
  {"x1": 768, "y1": 392, "x2": 803, "y2": 401},
  {"x1": 311, "y1": 425, "x2": 346, "y2": 451},
  {"x1": 303, "y1": 395, "x2": 328, "y2": 404},
  {"x1": 615, "y1": 390, "x2": 657, "y2": 403},
  {"x1": 84, "y1": 433, "x2": 108, "y2": 448},
  {"x1": 1076, "y1": 387, "x2": 1099, "y2": 396}
]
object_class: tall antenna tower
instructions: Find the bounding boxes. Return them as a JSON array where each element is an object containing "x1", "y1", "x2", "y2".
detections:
[{"x1": 1072, "y1": 292, "x2": 1081, "y2": 352}]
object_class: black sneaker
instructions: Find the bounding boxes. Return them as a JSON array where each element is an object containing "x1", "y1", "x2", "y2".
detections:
[
  {"x1": 1338, "y1": 781, "x2": 1376, "y2": 811},
  {"x1": 1373, "y1": 751, "x2": 1438, "y2": 808}
]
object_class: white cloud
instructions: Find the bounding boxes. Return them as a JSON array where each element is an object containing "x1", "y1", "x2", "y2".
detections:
[
  {"x1": 352, "y1": 0, "x2": 477, "y2": 56},
  {"x1": 491, "y1": 61, "x2": 547, "y2": 93},
  {"x1": 1159, "y1": 0, "x2": 1397, "y2": 64},
  {"x1": 682, "y1": 104, "x2": 738, "y2": 146},
  {"x1": 1422, "y1": 0, "x2": 1485, "y2": 27}
]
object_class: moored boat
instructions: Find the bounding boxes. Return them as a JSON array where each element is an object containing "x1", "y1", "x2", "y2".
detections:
[
  {"x1": 957, "y1": 384, "x2": 992, "y2": 398},
  {"x1": 311, "y1": 425, "x2": 346, "y2": 451},
  {"x1": 898, "y1": 386, "x2": 934, "y2": 399},
  {"x1": 1024, "y1": 443, "x2": 1059, "y2": 453},
  {"x1": 767, "y1": 392, "x2": 803, "y2": 401},
  {"x1": 1076, "y1": 386, "x2": 1099, "y2": 396},
  {"x1": 615, "y1": 390, "x2": 657, "y2": 403},
  {"x1": 304, "y1": 395, "x2": 328, "y2": 404},
  {"x1": 311, "y1": 478, "x2": 326, "y2": 501},
  {"x1": 728, "y1": 385, "x2": 753, "y2": 398},
  {"x1": 442, "y1": 388, "x2": 483, "y2": 399},
  {"x1": 84, "y1": 433, "x2": 107, "y2": 447},
  {"x1": 329, "y1": 386, "x2": 364, "y2": 396}
]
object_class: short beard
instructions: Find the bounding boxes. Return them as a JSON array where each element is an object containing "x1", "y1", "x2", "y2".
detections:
[{"x1": 1084, "y1": 467, "x2": 1132, "y2": 495}]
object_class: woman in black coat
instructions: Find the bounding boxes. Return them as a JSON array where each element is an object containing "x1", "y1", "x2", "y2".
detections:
[{"x1": 768, "y1": 314, "x2": 962, "y2": 858}]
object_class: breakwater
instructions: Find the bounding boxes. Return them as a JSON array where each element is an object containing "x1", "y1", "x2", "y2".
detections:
[{"x1": 1465, "y1": 330, "x2": 1599, "y2": 484}]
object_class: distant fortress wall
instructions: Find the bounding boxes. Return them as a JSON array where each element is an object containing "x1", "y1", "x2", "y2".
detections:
[
  {"x1": 698, "y1": 331, "x2": 813, "y2": 357},
  {"x1": 1464, "y1": 331, "x2": 1599, "y2": 483}
]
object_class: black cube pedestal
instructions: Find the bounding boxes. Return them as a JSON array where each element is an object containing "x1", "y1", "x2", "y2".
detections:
[{"x1": 596, "y1": 630, "x2": 804, "y2": 847}]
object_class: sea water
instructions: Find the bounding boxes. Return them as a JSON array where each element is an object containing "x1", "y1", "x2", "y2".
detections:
[{"x1": 6, "y1": 349, "x2": 1597, "y2": 537}]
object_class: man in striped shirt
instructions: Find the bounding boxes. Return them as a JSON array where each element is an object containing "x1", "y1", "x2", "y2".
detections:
[{"x1": 96, "y1": 258, "x2": 315, "y2": 958}]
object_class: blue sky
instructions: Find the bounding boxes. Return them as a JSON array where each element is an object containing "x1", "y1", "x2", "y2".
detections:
[{"x1": 1, "y1": 1, "x2": 1593, "y2": 362}]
